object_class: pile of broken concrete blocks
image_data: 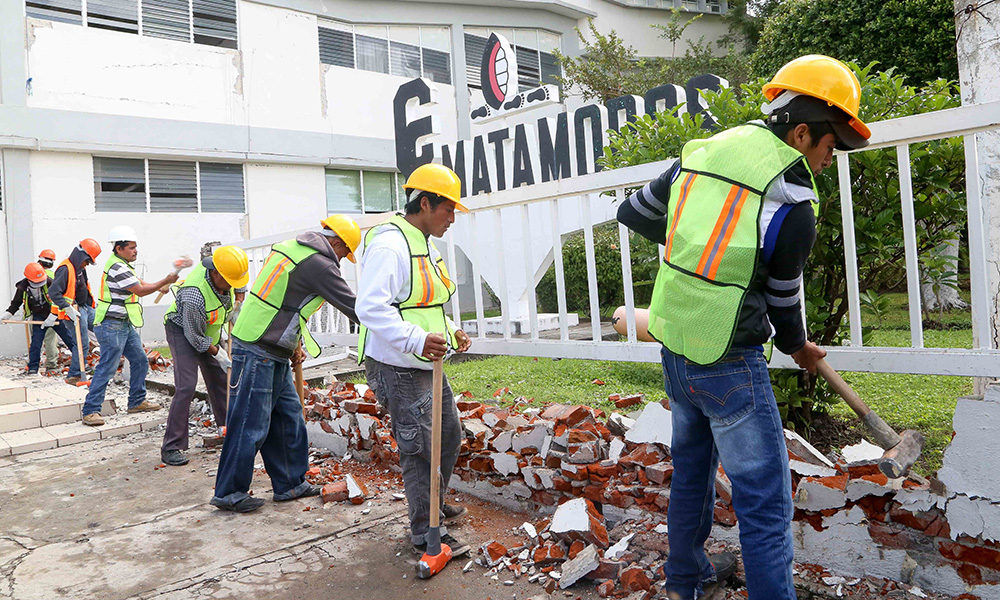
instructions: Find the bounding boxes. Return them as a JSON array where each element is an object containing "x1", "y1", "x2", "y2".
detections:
[{"x1": 302, "y1": 382, "x2": 1000, "y2": 594}]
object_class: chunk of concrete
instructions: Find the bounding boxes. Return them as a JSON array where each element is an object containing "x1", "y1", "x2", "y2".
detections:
[
  {"x1": 491, "y1": 430, "x2": 514, "y2": 452},
  {"x1": 607, "y1": 412, "x2": 636, "y2": 437},
  {"x1": 605, "y1": 532, "x2": 635, "y2": 560},
  {"x1": 512, "y1": 425, "x2": 548, "y2": 454},
  {"x1": 306, "y1": 421, "x2": 349, "y2": 457},
  {"x1": 794, "y1": 475, "x2": 848, "y2": 512},
  {"x1": 846, "y1": 473, "x2": 897, "y2": 502},
  {"x1": 784, "y1": 428, "x2": 835, "y2": 468},
  {"x1": 559, "y1": 544, "x2": 600, "y2": 589},
  {"x1": 492, "y1": 452, "x2": 521, "y2": 476},
  {"x1": 550, "y1": 498, "x2": 609, "y2": 548},
  {"x1": 463, "y1": 419, "x2": 493, "y2": 440},
  {"x1": 345, "y1": 474, "x2": 368, "y2": 504},
  {"x1": 624, "y1": 402, "x2": 672, "y2": 448},
  {"x1": 842, "y1": 439, "x2": 884, "y2": 464},
  {"x1": 789, "y1": 459, "x2": 837, "y2": 478},
  {"x1": 608, "y1": 438, "x2": 626, "y2": 463},
  {"x1": 939, "y1": 395, "x2": 1000, "y2": 500},
  {"x1": 566, "y1": 429, "x2": 602, "y2": 464}
]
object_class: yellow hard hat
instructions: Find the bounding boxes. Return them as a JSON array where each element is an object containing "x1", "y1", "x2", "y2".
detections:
[
  {"x1": 403, "y1": 163, "x2": 469, "y2": 212},
  {"x1": 762, "y1": 54, "x2": 871, "y2": 143},
  {"x1": 212, "y1": 245, "x2": 249, "y2": 288},
  {"x1": 320, "y1": 214, "x2": 361, "y2": 263}
]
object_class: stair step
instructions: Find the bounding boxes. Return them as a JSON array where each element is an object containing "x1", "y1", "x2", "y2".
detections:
[{"x1": 0, "y1": 377, "x2": 27, "y2": 406}]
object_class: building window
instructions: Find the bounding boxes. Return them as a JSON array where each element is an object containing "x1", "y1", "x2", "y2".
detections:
[
  {"x1": 25, "y1": 0, "x2": 238, "y2": 49},
  {"x1": 326, "y1": 169, "x2": 401, "y2": 214},
  {"x1": 94, "y1": 157, "x2": 147, "y2": 212},
  {"x1": 464, "y1": 28, "x2": 560, "y2": 91},
  {"x1": 318, "y1": 22, "x2": 452, "y2": 85},
  {"x1": 93, "y1": 156, "x2": 244, "y2": 213}
]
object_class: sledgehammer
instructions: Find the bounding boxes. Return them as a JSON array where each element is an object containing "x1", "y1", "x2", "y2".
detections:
[
  {"x1": 816, "y1": 359, "x2": 925, "y2": 478},
  {"x1": 416, "y1": 358, "x2": 453, "y2": 579}
]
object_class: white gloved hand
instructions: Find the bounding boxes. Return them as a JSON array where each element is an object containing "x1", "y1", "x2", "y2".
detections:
[
  {"x1": 42, "y1": 314, "x2": 57, "y2": 328},
  {"x1": 65, "y1": 304, "x2": 80, "y2": 322},
  {"x1": 220, "y1": 328, "x2": 229, "y2": 343},
  {"x1": 0, "y1": 311, "x2": 12, "y2": 322},
  {"x1": 214, "y1": 347, "x2": 232, "y2": 371}
]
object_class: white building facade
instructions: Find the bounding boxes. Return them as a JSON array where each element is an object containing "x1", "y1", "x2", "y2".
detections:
[{"x1": 0, "y1": 0, "x2": 729, "y2": 355}]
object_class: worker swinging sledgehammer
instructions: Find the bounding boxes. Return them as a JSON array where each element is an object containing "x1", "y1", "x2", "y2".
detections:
[
  {"x1": 81, "y1": 226, "x2": 181, "y2": 426},
  {"x1": 356, "y1": 163, "x2": 474, "y2": 567},
  {"x1": 210, "y1": 215, "x2": 359, "y2": 513},
  {"x1": 617, "y1": 55, "x2": 872, "y2": 600},
  {"x1": 160, "y1": 245, "x2": 249, "y2": 466}
]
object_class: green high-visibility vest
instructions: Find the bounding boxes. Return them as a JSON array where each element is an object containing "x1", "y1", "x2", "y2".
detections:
[
  {"x1": 95, "y1": 254, "x2": 143, "y2": 327},
  {"x1": 647, "y1": 123, "x2": 817, "y2": 365},
  {"x1": 163, "y1": 263, "x2": 232, "y2": 345},
  {"x1": 357, "y1": 214, "x2": 458, "y2": 364},
  {"x1": 232, "y1": 239, "x2": 325, "y2": 358},
  {"x1": 44, "y1": 269, "x2": 54, "y2": 279}
]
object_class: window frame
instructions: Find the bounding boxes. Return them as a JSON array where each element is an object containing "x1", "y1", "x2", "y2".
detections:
[
  {"x1": 318, "y1": 20, "x2": 453, "y2": 85},
  {"x1": 93, "y1": 156, "x2": 246, "y2": 214},
  {"x1": 25, "y1": 0, "x2": 239, "y2": 50},
  {"x1": 325, "y1": 168, "x2": 404, "y2": 215}
]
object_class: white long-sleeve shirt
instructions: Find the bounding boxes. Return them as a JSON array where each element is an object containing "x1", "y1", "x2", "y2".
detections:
[{"x1": 356, "y1": 223, "x2": 457, "y2": 370}]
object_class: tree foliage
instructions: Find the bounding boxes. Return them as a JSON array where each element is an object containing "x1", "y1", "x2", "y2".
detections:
[
  {"x1": 751, "y1": 0, "x2": 958, "y2": 84},
  {"x1": 553, "y1": 17, "x2": 750, "y2": 104},
  {"x1": 600, "y1": 65, "x2": 964, "y2": 432}
]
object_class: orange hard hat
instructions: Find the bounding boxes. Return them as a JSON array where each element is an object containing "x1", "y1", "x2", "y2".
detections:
[
  {"x1": 24, "y1": 262, "x2": 47, "y2": 284},
  {"x1": 39, "y1": 249, "x2": 56, "y2": 261},
  {"x1": 79, "y1": 238, "x2": 102, "y2": 262}
]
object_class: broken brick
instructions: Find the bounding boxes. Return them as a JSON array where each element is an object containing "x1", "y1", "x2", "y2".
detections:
[
  {"x1": 321, "y1": 481, "x2": 348, "y2": 503},
  {"x1": 614, "y1": 394, "x2": 644, "y2": 409},
  {"x1": 645, "y1": 462, "x2": 673, "y2": 485},
  {"x1": 620, "y1": 565, "x2": 652, "y2": 592}
]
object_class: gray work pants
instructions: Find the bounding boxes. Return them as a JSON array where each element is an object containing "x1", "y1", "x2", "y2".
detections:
[
  {"x1": 162, "y1": 322, "x2": 229, "y2": 452},
  {"x1": 365, "y1": 357, "x2": 462, "y2": 546},
  {"x1": 43, "y1": 328, "x2": 58, "y2": 369}
]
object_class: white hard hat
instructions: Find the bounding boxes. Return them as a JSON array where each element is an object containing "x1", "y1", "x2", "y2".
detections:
[{"x1": 108, "y1": 225, "x2": 138, "y2": 243}]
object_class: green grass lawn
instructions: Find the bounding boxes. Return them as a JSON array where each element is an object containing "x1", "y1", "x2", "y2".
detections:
[{"x1": 348, "y1": 292, "x2": 974, "y2": 476}]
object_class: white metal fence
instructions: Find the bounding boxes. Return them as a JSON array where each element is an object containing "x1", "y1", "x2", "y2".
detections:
[{"x1": 232, "y1": 99, "x2": 1000, "y2": 377}]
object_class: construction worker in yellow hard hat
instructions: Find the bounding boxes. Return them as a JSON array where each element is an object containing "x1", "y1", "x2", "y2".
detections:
[
  {"x1": 210, "y1": 221, "x2": 358, "y2": 511},
  {"x1": 319, "y1": 214, "x2": 361, "y2": 263},
  {"x1": 160, "y1": 245, "x2": 249, "y2": 466},
  {"x1": 354, "y1": 161, "x2": 473, "y2": 559},
  {"x1": 616, "y1": 54, "x2": 870, "y2": 600}
]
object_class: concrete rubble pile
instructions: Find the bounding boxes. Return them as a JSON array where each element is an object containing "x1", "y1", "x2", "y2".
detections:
[{"x1": 303, "y1": 382, "x2": 1000, "y2": 599}]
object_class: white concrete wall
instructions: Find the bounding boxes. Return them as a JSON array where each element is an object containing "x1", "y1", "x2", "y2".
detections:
[
  {"x1": 26, "y1": 19, "x2": 246, "y2": 125},
  {"x1": 577, "y1": 0, "x2": 730, "y2": 58},
  {"x1": 244, "y1": 163, "x2": 327, "y2": 239}
]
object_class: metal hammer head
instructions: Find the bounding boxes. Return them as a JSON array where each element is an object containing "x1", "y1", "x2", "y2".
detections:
[
  {"x1": 878, "y1": 430, "x2": 926, "y2": 479},
  {"x1": 416, "y1": 543, "x2": 453, "y2": 579}
]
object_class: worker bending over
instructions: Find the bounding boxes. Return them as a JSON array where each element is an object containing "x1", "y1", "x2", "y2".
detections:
[
  {"x1": 47, "y1": 239, "x2": 101, "y2": 385},
  {"x1": 81, "y1": 226, "x2": 179, "y2": 426},
  {"x1": 160, "y1": 246, "x2": 249, "y2": 466},
  {"x1": 356, "y1": 163, "x2": 473, "y2": 558},
  {"x1": 617, "y1": 55, "x2": 871, "y2": 600},
  {"x1": 211, "y1": 215, "x2": 359, "y2": 513}
]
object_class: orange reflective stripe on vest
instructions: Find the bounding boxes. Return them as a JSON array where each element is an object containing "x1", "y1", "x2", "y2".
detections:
[
  {"x1": 664, "y1": 173, "x2": 698, "y2": 261},
  {"x1": 695, "y1": 184, "x2": 751, "y2": 280}
]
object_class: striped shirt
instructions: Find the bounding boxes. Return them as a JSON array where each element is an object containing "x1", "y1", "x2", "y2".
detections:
[{"x1": 103, "y1": 261, "x2": 141, "y2": 320}]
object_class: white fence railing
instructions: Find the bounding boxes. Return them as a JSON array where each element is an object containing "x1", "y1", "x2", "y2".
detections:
[{"x1": 232, "y1": 99, "x2": 1000, "y2": 377}]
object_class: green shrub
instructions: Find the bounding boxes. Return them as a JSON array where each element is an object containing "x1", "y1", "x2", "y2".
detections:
[{"x1": 537, "y1": 224, "x2": 658, "y2": 317}]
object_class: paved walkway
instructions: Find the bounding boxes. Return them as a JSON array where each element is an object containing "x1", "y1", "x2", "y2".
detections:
[{"x1": 0, "y1": 428, "x2": 599, "y2": 600}]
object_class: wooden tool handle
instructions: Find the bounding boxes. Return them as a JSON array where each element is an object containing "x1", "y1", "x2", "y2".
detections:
[
  {"x1": 816, "y1": 358, "x2": 871, "y2": 417},
  {"x1": 817, "y1": 358, "x2": 900, "y2": 450},
  {"x1": 73, "y1": 317, "x2": 87, "y2": 380},
  {"x1": 294, "y1": 353, "x2": 305, "y2": 410},
  {"x1": 4, "y1": 319, "x2": 46, "y2": 325},
  {"x1": 224, "y1": 323, "x2": 233, "y2": 414},
  {"x1": 428, "y1": 358, "x2": 444, "y2": 529},
  {"x1": 153, "y1": 267, "x2": 183, "y2": 304}
]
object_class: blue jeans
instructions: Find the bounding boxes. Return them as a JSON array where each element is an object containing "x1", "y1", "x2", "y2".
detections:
[
  {"x1": 82, "y1": 318, "x2": 148, "y2": 415},
  {"x1": 212, "y1": 341, "x2": 310, "y2": 506},
  {"x1": 80, "y1": 304, "x2": 95, "y2": 333},
  {"x1": 662, "y1": 346, "x2": 796, "y2": 600},
  {"x1": 28, "y1": 321, "x2": 82, "y2": 377}
]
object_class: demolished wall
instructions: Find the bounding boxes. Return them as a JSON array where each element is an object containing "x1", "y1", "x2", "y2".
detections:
[{"x1": 304, "y1": 380, "x2": 1000, "y2": 599}]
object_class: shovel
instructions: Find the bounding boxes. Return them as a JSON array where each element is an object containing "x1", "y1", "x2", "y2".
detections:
[
  {"x1": 417, "y1": 358, "x2": 453, "y2": 579},
  {"x1": 816, "y1": 359, "x2": 924, "y2": 478}
]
